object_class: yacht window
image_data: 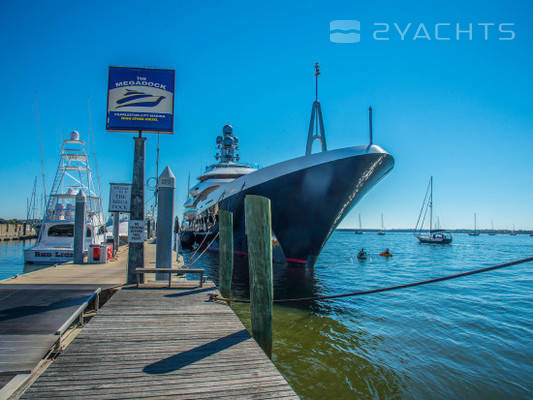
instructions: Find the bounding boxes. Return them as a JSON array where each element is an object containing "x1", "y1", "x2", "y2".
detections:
[
  {"x1": 48, "y1": 224, "x2": 74, "y2": 237},
  {"x1": 86, "y1": 227, "x2": 92, "y2": 237}
]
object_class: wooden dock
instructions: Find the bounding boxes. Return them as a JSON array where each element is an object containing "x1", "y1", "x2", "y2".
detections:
[
  {"x1": 0, "y1": 245, "x2": 129, "y2": 394},
  {"x1": 21, "y1": 284, "x2": 298, "y2": 399},
  {"x1": 0, "y1": 224, "x2": 37, "y2": 241},
  {"x1": 1, "y1": 239, "x2": 298, "y2": 399}
]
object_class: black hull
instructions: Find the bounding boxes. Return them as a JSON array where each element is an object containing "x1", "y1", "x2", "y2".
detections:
[
  {"x1": 180, "y1": 230, "x2": 196, "y2": 249},
  {"x1": 215, "y1": 150, "x2": 393, "y2": 267},
  {"x1": 417, "y1": 237, "x2": 452, "y2": 244}
]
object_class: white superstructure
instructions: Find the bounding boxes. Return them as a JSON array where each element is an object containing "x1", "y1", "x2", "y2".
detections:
[
  {"x1": 24, "y1": 131, "x2": 106, "y2": 264},
  {"x1": 182, "y1": 125, "x2": 256, "y2": 234}
]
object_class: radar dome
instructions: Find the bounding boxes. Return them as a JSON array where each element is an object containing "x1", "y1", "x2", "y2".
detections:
[
  {"x1": 70, "y1": 130, "x2": 80, "y2": 141},
  {"x1": 223, "y1": 125, "x2": 233, "y2": 135}
]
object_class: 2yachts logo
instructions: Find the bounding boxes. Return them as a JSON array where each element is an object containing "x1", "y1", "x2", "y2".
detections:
[
  {"x1": 330, "y1": 20, "x2": 516, "y2": 43},
  {"x1": 330, "y1": 20, "x2": 361, "y2": 43}
]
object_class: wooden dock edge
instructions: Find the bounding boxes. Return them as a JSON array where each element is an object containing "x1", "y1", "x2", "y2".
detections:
[{"x1": 1, "y1": 286, "x2": 122, "y2": 399}]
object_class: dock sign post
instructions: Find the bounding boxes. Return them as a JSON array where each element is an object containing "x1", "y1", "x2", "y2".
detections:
[
  {"x1": 106, "y1": 66, "x2": 176, "y2": 284},
  {"x1": 106, "y1": 67, "x2": 175, "y2": 133}
]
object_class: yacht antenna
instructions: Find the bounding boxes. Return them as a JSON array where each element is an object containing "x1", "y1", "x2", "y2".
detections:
[
  {"x1": 306, "y1": 62, "x2": 327, "y2": 155},
  {"x1": 187, "y1": 172, "x2": 190, "y2": 200},
  {"x1": 369, "y1": 106, "x2": 373, "y2": 145}
]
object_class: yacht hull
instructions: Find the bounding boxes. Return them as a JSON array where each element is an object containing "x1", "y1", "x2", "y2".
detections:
[
  {"x1": 188, "y1": 145, "x2": 394, "y2": 267},
  {"x1": 416, "y1": 236, "x2": 452, "y2": 245},
  {"x1": 24, "y1": 247, "x2": 75, "y2": 264}
]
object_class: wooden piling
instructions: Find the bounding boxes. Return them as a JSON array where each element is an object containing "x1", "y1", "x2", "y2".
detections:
[
  {"x1": 73, "y1": 190, "x2": 86, "y2": 264},
  {"x1": 244, "y1": 195, "x2": 273, "y2": 358},
  {"x1": 219, "y1": 209, "x2": 234, "y2": 299}
]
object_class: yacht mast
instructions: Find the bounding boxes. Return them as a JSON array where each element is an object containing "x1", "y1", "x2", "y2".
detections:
[
  {"x1": 429, "y1": 176, "x2": 433, "y2": 233},
  {"x1": 306, "y1": 62, "x2": 327, "y2": 155}
]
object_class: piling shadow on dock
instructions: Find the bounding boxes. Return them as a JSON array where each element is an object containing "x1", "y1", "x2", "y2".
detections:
[{"x1": 21, "y1": 284, "x2": 299, "y2": 399}]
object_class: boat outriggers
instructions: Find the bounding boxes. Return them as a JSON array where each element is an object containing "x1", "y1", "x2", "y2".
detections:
[
  {"x1": 180, "y1": 64, "x2": 394, "y2": 267},
  {"x1": 24, "y1": 131, "x2": 106, "y2": 264}
]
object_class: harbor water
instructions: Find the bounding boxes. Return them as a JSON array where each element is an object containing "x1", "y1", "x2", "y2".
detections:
[
  {"x1": 1, "y1": 233, "x2": 531, "y2": 399},
  {"x1": 0, "y1": 239, "x2": 40, "y2": 280},
  {"x1": 191, "y1": 231, "x2": 532, "y2": 399}
]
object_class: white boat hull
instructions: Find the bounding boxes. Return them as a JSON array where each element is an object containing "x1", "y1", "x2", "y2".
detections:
[{"x1": 24, "y1": 247, "x2": 76, "y2": 264}]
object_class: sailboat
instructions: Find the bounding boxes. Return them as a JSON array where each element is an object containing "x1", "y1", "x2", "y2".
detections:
[
  {"x1": 510, "y1": 225, "x2": 517, "y2": 236},
  {"x1": 354, "y1": 213, "x2": 363, "y2": 234},
  {"x1": 414, "y1": 176, "x2": 452, "y2": 244},
  {"x1": 469, "y1": 213, "x2": 480, "y2": 236},
  {"x1": 488, "y1": 220, "x2": 496, "y2": 235},
  {"x1": 377, "y1": 213, "x2": 385, "y2": 235}
]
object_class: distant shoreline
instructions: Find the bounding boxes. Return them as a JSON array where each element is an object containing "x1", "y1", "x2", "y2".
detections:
[{"x1": 338, "y1": 228, "x2": 533, "y2": 235}]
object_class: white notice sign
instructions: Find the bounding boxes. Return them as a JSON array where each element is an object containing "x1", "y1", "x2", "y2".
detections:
[
  {"x1": 128, "y1": 220, "x2": 145, "y2": 243},
  {"x1": 109, "y1": 183, "x2": 131, "y2": 212}
]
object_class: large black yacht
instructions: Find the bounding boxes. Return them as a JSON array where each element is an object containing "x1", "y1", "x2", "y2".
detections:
[{"x1": 180, "y1": 64, "x2": 394, "y2": 267}]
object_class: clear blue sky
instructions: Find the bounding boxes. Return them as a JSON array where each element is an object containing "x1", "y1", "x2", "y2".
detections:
[{"x1": 0, "y1": 0, "x2": 531, "y2": 229}]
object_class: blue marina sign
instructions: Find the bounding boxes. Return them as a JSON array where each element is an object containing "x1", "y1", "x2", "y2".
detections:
[{"x1": 106, "y1": 66, "x2": 175, "y2": 133}]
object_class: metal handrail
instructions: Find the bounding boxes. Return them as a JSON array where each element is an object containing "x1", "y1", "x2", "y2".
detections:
[{"x1": 55, "y1": 288, "x2": 101, "y2": 336}]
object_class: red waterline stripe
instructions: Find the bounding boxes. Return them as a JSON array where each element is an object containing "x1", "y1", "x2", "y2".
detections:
[
  {"x1": 209, "y1": 247, "x2": 248, "y2": 256},
  {"x1": 209, "y1": 247, "x2": 307, "y2": 264},
  {"x1": 285, "y1": 257, "x2": 307, "y2": 264}
]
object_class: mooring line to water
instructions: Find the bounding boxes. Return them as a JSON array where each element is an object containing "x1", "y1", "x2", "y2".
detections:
[
  {"x1": 185, "y1": 232, "x2": 219, "y2": 268},
  {"x1": 210, "y1": 256, "x2": 533, "y2": 304}
]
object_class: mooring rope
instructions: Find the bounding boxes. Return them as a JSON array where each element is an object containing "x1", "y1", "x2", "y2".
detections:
[
  {"x1": 209, "y1": 256, "x2": 533, "y2": 303},
  {"x1": 182, "y1": 192, "x2": 226, "y2": 264},
  {"x1": 184, "y1": 232, "x2": 219, "y2": 268}
]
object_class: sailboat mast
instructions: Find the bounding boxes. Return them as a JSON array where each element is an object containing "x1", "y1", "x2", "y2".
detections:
[
  {"x1": 474, "y1": 213, "x2": 477, "y2": 233},
  {"x1": 359, "y1": 213, "x2": 362, "y2": 230},
  {"x1": 429, "y1": 176, "x2": 433, "y2": 233},
  {"x1": 381, "y1": 213, "x2": 384, "y2": 230}
]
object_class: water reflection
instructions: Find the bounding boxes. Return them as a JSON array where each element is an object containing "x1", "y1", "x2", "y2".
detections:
[{"x1": 182, "y1": 232, "x2": 533, "y2": 400}]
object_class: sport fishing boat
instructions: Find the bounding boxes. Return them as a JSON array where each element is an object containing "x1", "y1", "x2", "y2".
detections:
[
  {"x1": 180, "y1": 64, "x2": 394, "y2": 267},
  {"x1": 24, "y1": 131, "x2": 106, "y2": 264},
  {"x1": 414, "y1": 176, "x2": 452, "y2": 244}
]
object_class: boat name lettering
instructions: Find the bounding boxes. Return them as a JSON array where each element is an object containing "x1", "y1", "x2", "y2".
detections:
[{"x1": 35, "y1": 251, "x2": 73, "y2": 257}]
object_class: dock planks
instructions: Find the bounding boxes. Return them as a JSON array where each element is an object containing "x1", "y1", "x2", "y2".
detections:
[
  {"x1": 0, "y1": 246, "x2": 128, "y2": 378},
  {"x1": 21, "y1": 285, "x2": 299, "y2": 399}
]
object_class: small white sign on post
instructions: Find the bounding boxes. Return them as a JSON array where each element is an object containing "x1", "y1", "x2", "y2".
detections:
[
  {"x1": 128, "y1": 220, "x2": 145, "y2": 243},
  {"x1": 109, "y1": 183, "x2": 131, "y2": 213}
]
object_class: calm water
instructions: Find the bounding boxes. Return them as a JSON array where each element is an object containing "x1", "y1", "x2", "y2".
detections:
[
  {"x1": 2, "y1": 234, "x2": 531, "y2": 399},
  {"x1": 187, "y1": 232, "x2": 532, "y2": 399},
  {"x1": 0, "y1": 239, "x2": 43, "y2": 280}
]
